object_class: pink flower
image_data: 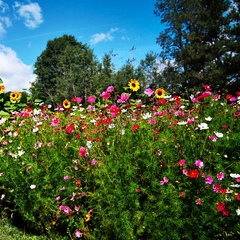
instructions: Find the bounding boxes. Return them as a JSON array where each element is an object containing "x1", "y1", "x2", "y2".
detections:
[
  {"x1": 136, "y1": 189, "x2": 141, "y2": 193},
  {"x1": 64, "y1": 175, "x2": 69, "y2": 180},
  {"x1": 157, "y1": 150, "x2": 162, "y2": 156},
  {"x1": 182, "y1": 169, "x2": 188, "y2": 175},
  {"x1": 74, "y1": 205, "x2": 80, "y2": 211},
  {"x1": 79, "y1": 147, "x2": 88, "y2": 157},
  {"x1": 148, "y1": 118, "x2": 157, "y2": 124},
  {"x1": 178, "y1": 159, "x2": 186, "y2": 166},
  {"x1": 100, "y1": 91, "x2": 111, "y2": 100},
  {"x1": 117, "y1": 93, "x2": 130, "y2": 103},
  {"x1": 75, "y1": 229, "x2": 83, "y2": 238},
  {"x1": 205, "y1": 175, "x2": 214, "y2": 184},
  {"x1": 51, "y1": 117, "x2": 60, "y2": 126},
  {"x1": 213, "y1": 184, "x2": 222, "y2": 193},
  {"x1": 106, "y1": 85, "x2": 114, "y2": 92},
  {"x1": 56, "y1": 196, "x2": 61, "y2": 201},
  {"x1": 72, "y1": 97, "x2": 82, "y2": 103},
  {"x1": 195, "y1": 198, "x2": 202, "y2": 205},
  {"x1": 87, "y1": 96, "x2": 96, "y2": 103},
  {"x1": 109, "y1": 105, "x2": 121, "y2": 117},
  {"x1": 160, "y1": 177, "x2": 169, "y2": 185},
  {"x1": 144, "y1": 88, "x2": 154, "y2": 97},
  {"x1": 194, "y1": 159, "x2": 204, "y2": 169},
  {"x1": 209, "y1": 135, "x2": 218, "y2": 142},
  {"x1": 90, "y1": 159, "x2": 97, "y2": 165},
  {"x1": 217, "y1": 172, "x2": 224, "y2": 180}
]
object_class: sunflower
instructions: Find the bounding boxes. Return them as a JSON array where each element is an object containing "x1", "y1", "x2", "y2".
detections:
[
  {"x1": 10, "y1": 91, "x2": 22, "y2": 103},
  {"x1": 0, "y1": 84, "x2": 5, "y2": 94},
  {"x1": 128, "y1": 79, "x2": 140, "y2": 92},
  {"x1": 155, "y1": 88, "x2": 166, "y2": 99},
  {"x1": 63, "y1": 99, "x2": 71, "y2": 109}
]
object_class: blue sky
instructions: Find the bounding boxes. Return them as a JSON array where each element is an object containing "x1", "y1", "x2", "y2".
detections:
[{"x1": 0, "y1": 0, "x2": 163, "y2": 92}]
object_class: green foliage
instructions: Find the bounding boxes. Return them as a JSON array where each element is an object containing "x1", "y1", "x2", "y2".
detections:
[
  {"x1": 32, "y1": 35, "x2": 99, "y2": 106},
  {"x1": 154, "y1": 0, "x2": 240, "y2": 92},
  {"x1": 0, "y1": 82, "x2": 240, "y2": 239}
]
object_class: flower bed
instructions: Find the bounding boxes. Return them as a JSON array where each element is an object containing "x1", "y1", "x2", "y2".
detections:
[{"x1": 0, "y1": 81, "x2": 240, "y2": 239}]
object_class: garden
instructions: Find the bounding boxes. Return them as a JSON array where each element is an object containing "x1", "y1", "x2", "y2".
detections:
[{"x1": 0, "y1": 79, "x2": 240, "y2": 239}]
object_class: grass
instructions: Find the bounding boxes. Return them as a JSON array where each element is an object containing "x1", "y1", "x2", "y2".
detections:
[{"x1": 0, "y1": 219, "x2": 48, "y2": 240}]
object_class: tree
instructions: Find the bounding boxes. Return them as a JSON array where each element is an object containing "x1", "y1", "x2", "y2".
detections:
[
  {"x1": 32, "y1": 35, "x2": 98, "y2": 105},
  {"x1": 154, "y1": 0, "x2": 240, "y2": 92}
]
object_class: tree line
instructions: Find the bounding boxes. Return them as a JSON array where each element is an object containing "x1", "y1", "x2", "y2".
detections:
[{"x1": 31, "y1": 0, "x2": 239, "y2": 106}]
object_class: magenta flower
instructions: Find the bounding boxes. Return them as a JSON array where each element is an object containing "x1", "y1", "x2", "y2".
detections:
[
  {"x1": 106, "y1": 85, "x2": 114, "y2": 92},
  {"x1": 178, "y1": 159, "x2": 186, "y2": 166},
  {"x1": 148, "y1": 118, "x2": 157, "y2": 125},
  {"x1": 217, "y1": 172, "x2": 224, "y2": 180},
  {"x1": 194, "y1": 159, "x2": 204, "y2": 169},
  {"x1": 79, "y1": 147, "x2": 88, "y2": 157},
  {"x1": 213, "y1": 184, "x2": 222, "y2": 193},
  {"x1": 117, "y1": 93, "x2": 130, "y2": 103},
  {"x1": 87, "y1": 96, "x2": 96, "y2": 103},
  {"x1": 160, "y1": 177, "x2": 169, "y2": 185},
  {"x1": 51, "y1": 117, "x2": 60, "y2": 126},
  {"x1": 75, "y1": 229, "x2": 83, "y2": 238},
  {"x1": 72, "y1": 97, "x2": 82, "y2": 103},
  {"x1": 205, "y1": 175, "x2": 214, "y2": 184},
  {"x1": 209, "y1": 135, "x2": 218, "y2": 142},
  {"x1": 144, "y1": 88, "x2": 154, "y2": 97},
  {"x1": 59, "y1": 205, "x2": 71, "y2": 214},
  {"x1": 100, "y1": 91, "x2": 111, "y2": 100},
  {"x1": 182, "y1": 169, "x2": 188, "y2": 175}
]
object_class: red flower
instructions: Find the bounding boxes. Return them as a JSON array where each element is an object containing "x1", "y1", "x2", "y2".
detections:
[
  {"x1": 132, "y1": 124, "x2": 139, "y2": 131},
  {"x1": 66, "y1": 124, "x2": 74, "y2": 134},
  {"x1": 157, "y1": 99, "x2": 167, "y2": 105},
  {"x1": 203, "y1": 85, "x2": 212, "y2": 91},
  {"x1": 236, "y1": 193, "x2": 240, "y2": 201},
  {"x1": 189, "y1": 169, "x2": 200, "y2": 178},
  {"x1": 226, "y1": 94, "x2": 233, "y2": 100},
  {"x1": 76, "y1": 180, "x2": 81, "y2": 186},
  {"x1": 216, "y1": 201, "x2": 226, "y2": 212}
]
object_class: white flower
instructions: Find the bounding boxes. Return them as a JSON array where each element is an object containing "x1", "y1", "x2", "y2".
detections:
[
  {"x1": 108, "y1": 124, "x2": 115, "y2": 129},
  {"x1": 230, "y1": 173, "x2": 240, "y2": 178},
  {"x1": 120, "y1": 129, "x2": 125, "y2": 135},
  {"x1": 142, "y1": 112, "x2": 152, "y2": 119},
  {"x1": 214, "y1": 131, "x2": 223, "y2": 138},
  {"x1": 0, "y1": 118, "x2": 7, "y2": 125},
  {"x1": 17, "y1": 150, "x2": 25, "y2": 156},
  {"x1": 230, "y1": 184, "x2": 240, "y2": 188},
  {"x1": 30, "y1": 184, "x2": 36, "y2": 189},
  {"x1": 198, "y1": 123, "x2": 209, "y2": 130},
  {"x1": 205, "y1": 117, "x2": 212, "y2": 121},
  {"x1": 236, "y1": 209, "x2": 240, "y2": 216},
  {"x1": 177, "y1": 121, "x2": 188, "y2": 125},
  {"x1": 1, "y1": 194, "x2": 5, "y2": 200},
  {"x1": 86, "y1": 141, "x2": 92, "y2": 149}
]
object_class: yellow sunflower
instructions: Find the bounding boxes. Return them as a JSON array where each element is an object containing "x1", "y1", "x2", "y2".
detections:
[
  {"x1": 128, "y1": 79, "x2": 140, "y2": 92},
  {"x1": 10, "y1": 91, "x2": 22, "y2": 103},
  {"x1": 155, "y1": 88, "x2": 166, "y2": 98},
  {"x1": 63, "y1": 99, "x2": 71, "y2": 109},
  {"x1": 0, "y1": 84, "x2": 5, "y2": 94}
]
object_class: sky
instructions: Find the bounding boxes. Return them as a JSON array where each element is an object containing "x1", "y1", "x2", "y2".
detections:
[{"x1": 0, "y1": 0, "x2": 164, "y2": 92}]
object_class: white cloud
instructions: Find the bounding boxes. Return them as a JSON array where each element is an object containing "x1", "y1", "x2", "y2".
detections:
[
  {"x1": 14, "y1": 2, "x2": 43, "y2": 29},
  {"x1": 0, "y1": 1, "x2": 11, "y2": 37},
  {"x1": 90, "y1": 28, "x2": 119, "y2": 45},
  {"x1": 0, "y1": 44, "x2": 36, "y2": 92},
  {"x1": 0, "y1": 0, "x2": 9, "y2": 13}
]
